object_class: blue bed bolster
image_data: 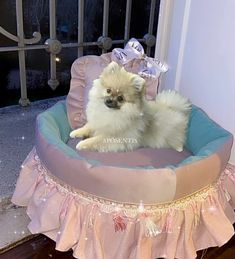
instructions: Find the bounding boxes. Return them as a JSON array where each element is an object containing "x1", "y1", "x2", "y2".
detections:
[
  {"x1": 37, "y1": 101, "x2": 71, "y2": 142},
  {"x1": 36, "y1": 101, "x2": 79, "y2": 158},
  {"x1": 185, "y1": 105, "x2": 232, "y2": 156}
]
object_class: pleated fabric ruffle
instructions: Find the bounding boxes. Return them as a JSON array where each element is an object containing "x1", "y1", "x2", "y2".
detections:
[{"x1": 12, "y1": 148, "x2": 235, "y2": 259}]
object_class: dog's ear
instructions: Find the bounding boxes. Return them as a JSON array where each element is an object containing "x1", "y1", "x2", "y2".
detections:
[
  {"x1": 103, "y1": 61, "x2": 120, "y2": 74},
  {"x1": 132, "y1": 75, "x2": 145, "y2": 92}
]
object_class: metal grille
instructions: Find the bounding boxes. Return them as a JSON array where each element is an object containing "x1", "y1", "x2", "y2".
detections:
[{"x1": 0, "y1": 0, "x2": 160, "y2": 106}]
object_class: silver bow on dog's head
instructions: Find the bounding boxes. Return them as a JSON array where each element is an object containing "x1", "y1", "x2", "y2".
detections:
[{"x1": 111, "y1": 38, "x2": 168, "y2": 79}]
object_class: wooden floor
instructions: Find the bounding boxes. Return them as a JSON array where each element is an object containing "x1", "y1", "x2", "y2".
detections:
[{"x1": 1, "y1": 233, "x2": 235, "y2": 259}]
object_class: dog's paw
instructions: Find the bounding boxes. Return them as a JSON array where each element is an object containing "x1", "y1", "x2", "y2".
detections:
[
  {"x1": 70, "y1": 127, "x2": 90, "y2": 139},
  {"x1": 76, "y1": 141, "x2": 88, "y2": 150},
  {"x1": 76, "y1": 140, "x2": 94, "y2": 150},
  {"x1": 176, "y1": 146, "x2": 183, "y2": 152},
  {"x1": 70, "y1": 130, "x2": 79, "y2": 138},
  {"x1": 76, "y1": 137, "x2": 102, "y2": 151}
]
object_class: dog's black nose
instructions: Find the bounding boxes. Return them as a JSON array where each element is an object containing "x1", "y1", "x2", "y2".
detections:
[{"x1": 105, "y1": 99, "x2": 119, "y2": 109}]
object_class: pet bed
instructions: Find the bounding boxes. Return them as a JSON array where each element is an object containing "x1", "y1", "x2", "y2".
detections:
[{"x1": 12, "y1": 42, "x2": 235, "y2": 259}]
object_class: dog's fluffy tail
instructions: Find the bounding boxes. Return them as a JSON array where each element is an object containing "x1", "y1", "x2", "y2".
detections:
[{"x1": 155, "y1": 90, "x2": 191, "y2": 114}]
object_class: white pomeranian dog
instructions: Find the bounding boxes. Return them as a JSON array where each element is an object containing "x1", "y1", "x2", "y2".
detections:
[{"x1": 70, "y1": 61, "x2": 191, "y2": 152}]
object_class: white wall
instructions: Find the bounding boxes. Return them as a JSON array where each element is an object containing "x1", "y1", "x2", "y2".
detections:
[{"x1": 161, "y1": 0, "x2": 235, "y2": 164}]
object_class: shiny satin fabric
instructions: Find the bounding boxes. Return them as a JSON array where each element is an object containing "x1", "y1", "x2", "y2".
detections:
[{"x1": 111, "y1": 38, "x2": 168, "y2": 79}]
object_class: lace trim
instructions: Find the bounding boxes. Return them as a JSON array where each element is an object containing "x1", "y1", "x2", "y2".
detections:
[
  {"x1": 32, "y1": 153, "x2": 235, "y2": 236},
  {"x1": 34, "y1": 154, "x2": 221, "y2": 216},
  {"x1": 223, "y1": 164, "x2": 235, "y2": 183}
]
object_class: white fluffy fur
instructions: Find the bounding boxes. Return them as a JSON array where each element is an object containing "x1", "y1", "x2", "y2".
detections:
[{"x1": 70, "y1": 62, "x2": 191, "y2": 152}]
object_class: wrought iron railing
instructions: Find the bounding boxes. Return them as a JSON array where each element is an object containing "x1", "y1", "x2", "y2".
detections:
[{"x1": 0, "y1": 0, "x2": 165, "y2": 106}]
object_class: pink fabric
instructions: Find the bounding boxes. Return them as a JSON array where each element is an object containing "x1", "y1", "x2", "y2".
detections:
[
  {"x1": 11, "y1": 150, "x2": 235, "y2": 259},
  {"x1": 36, "y1": 115, "x2": 232, "y2": 203},
  {"x1": 36, "y1": 123, "x2": 177, "y2": 203},
  {"x1": 67, "y1": 138, "x2": 192, "y2": 168},
  {"x1": 174, "y1": 138, "x2": 233, "y2": 199}
]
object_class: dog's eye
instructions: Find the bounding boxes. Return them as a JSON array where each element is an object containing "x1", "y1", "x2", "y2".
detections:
[
  {"x1": 117, "y1": 95, "x2": 124, "y2": 102},
  {"x1": 106, "y1": 88, "x2": 111, "y2": 94}
]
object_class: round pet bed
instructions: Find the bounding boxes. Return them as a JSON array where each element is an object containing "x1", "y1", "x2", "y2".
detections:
[{"x1": 12, "y1": 53, "x2": 235, "y2": 259}]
